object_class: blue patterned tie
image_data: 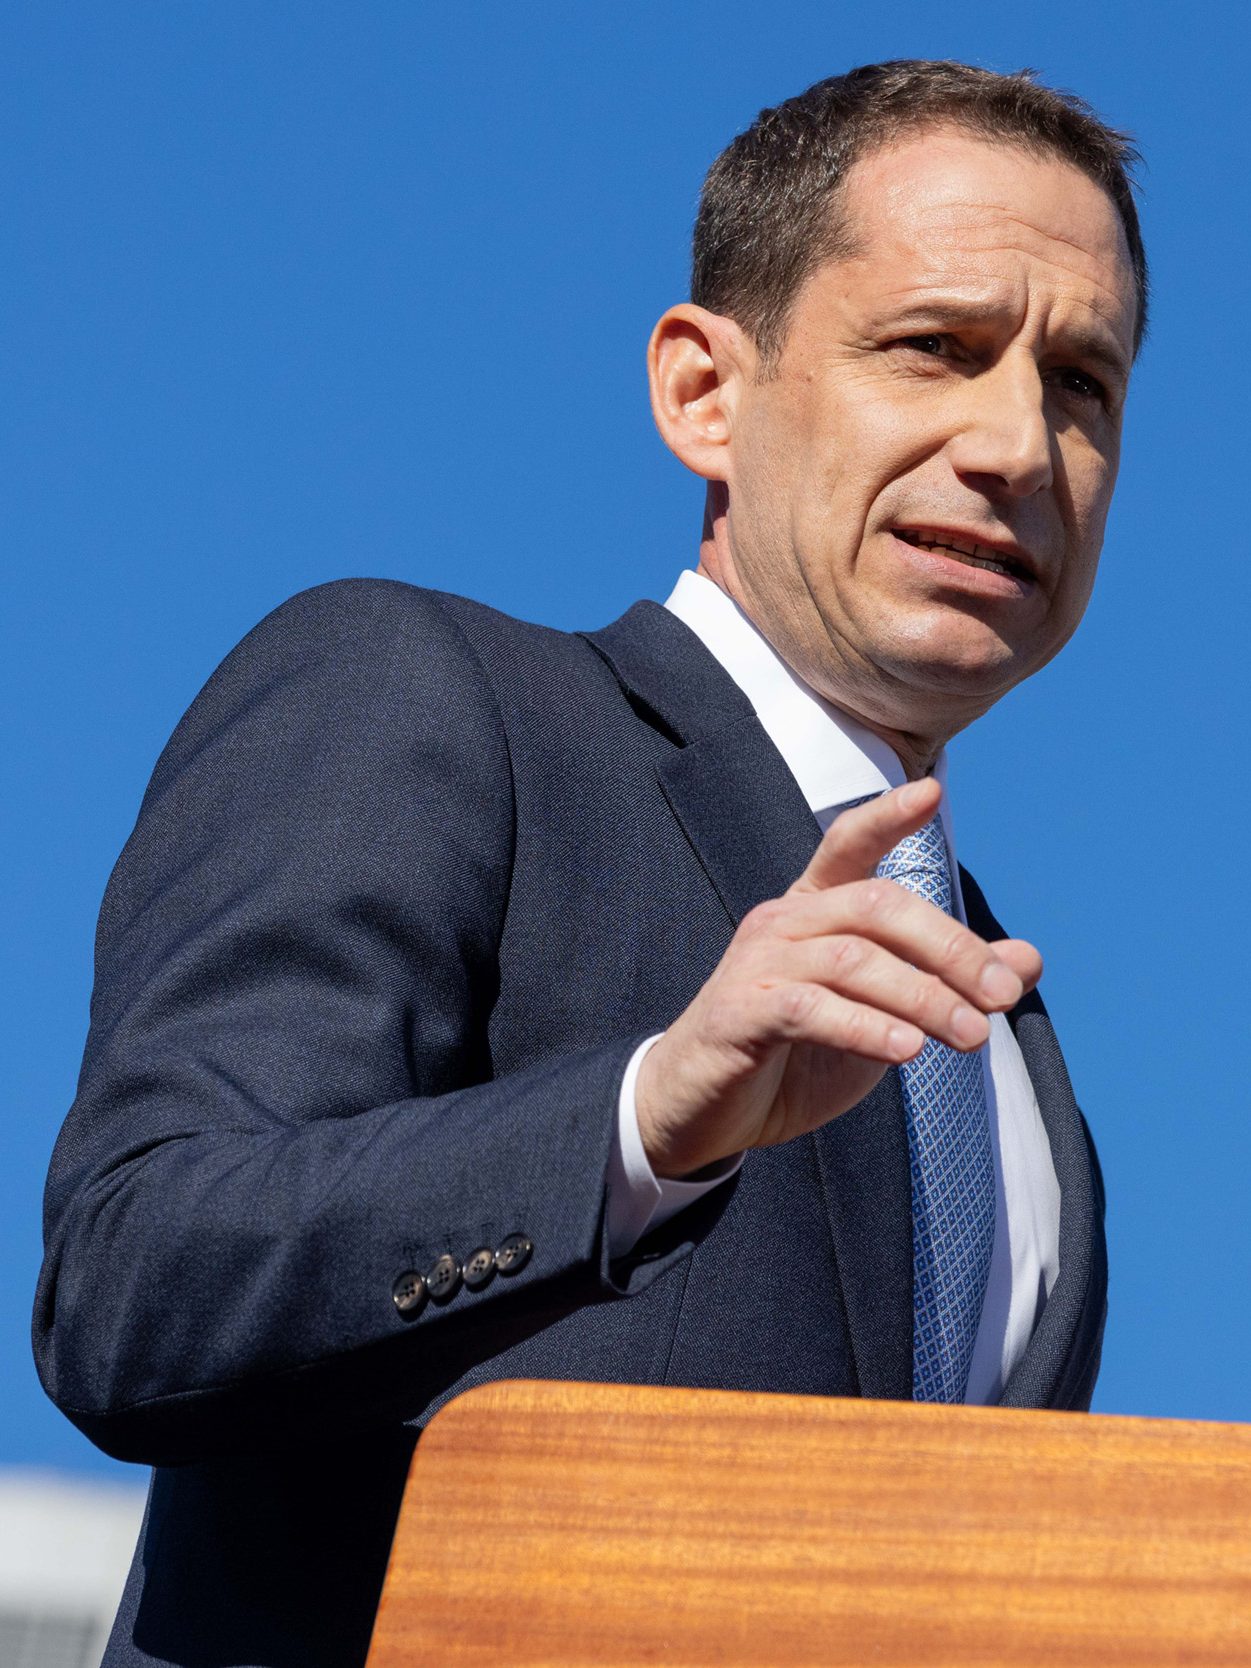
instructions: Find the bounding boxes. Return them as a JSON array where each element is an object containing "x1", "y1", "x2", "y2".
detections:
[{"x1": 877, "y1": 815, "x2": 995, "y2": 1402}]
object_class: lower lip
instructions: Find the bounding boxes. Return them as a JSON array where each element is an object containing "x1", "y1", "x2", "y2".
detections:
[{"x1": 889, "y1": 533, "x2": 1037, "y2": 600}]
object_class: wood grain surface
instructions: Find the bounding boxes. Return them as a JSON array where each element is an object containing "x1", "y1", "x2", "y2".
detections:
[{"x1": 366, "y1": 1379, "x2": 1251, "y2": 1666}]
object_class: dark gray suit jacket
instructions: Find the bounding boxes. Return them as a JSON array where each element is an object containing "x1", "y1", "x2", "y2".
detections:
[{"x1": 33, "y1": 580, "x2": 1107, "y2": 1667}]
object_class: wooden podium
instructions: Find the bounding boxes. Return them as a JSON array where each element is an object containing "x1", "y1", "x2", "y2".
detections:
[{"x1": 366, "y1": 1380, "x2": 1251, "y2": 1666}]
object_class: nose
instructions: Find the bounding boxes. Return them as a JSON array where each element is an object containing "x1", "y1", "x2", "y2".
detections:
[{"x1": 946, "y1": 353, "x2": 1054, "y2": 499}]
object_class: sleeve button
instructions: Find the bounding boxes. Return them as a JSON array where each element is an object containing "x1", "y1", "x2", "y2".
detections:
[
  {"x1": 392, "y1": 1270, "x2": 427, "y2": 1317},
  {"x1": 426, "y1": 1253, "x2": 462, "y2": 1303},
  {"x1": 495, "y1": 1233, "x2": 533, "y2": 1276},
  {"x1": 463, "y1": 1247, "x2": 496, "y2": 1290}
]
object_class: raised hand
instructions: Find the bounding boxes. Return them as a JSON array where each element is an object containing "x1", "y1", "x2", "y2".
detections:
[{"x1": 634, "y1": 777, "x2": 1042, "y2": 1178}]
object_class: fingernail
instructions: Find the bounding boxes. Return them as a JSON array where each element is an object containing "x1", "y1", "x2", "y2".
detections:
[
  {"x1": 980, "y1": 961, "x2": 1023, "y2": 1006},
  {"x1": 899, "y1": 782, "x2": 926, "y2": 812},
  {"x1": 888, "y1": 1024, "x2": 919, "y2": 1060},
  {"x1": 951, "y1": 1005, "x2": 988, "y2": 1047}
]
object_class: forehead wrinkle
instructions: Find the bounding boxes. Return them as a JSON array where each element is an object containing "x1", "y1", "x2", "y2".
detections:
[
  {"x1": 995, "y1": 208, "x2": 1127, "y2": 268},
  {"x1": 869, "y1": 223, "x2": 1134, "y2": 342},
  {"x1": 988, "y1": 212, "x2": 1134, "y2": 322},
  {"x1": 877, "y1": 176, "x2": 1128, "y2": 263},
  {"x1": 901, "y1": 206, "x2": 1125, "y2": 285},
  {"x1": 866, "y1": 276, "x2": 1018, "y2": 313},
  {"x1": 844, "y1": 131, "x2": 1139, "y2": 300}
]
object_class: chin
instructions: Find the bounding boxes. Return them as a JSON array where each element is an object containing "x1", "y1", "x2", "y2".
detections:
[{"x1": 873, "y1": 623, "x2": 1037, "y2": 705}]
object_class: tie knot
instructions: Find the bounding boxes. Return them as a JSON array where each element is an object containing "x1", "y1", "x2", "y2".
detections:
[{"x1": 876, "y1": 815, "x2": 953, "y2": 915}]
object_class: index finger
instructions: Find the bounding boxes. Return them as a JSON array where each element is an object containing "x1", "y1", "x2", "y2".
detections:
[{"x1": 791, "y1": 777, "x2": 942, "y2": 895}]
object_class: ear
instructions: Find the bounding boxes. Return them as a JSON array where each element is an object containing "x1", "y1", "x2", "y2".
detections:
[{"x1": 647, "y1": 304, "x2": 754, "y2": 481}]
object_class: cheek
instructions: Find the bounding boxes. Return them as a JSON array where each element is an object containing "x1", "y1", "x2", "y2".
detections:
[
  {"x1": 1071, "y1": 476, "x2": 1115, "y2": 582},
  {"x1": 1065, "y1": 426, "x2": 1119, "y2": 522},
  {"x1": 797, "y1": 399, "x2": 921, "y2": 523},
  {"x1": 1055, "y1": 561, "x2": 1100, "y2": 644},
  {"x1": 827, "y1": 396, "x2": 964, "y2": 536},
  {"x1": 1051, "y1": 436, "x2": 1117, "y2": 584},
  {"x1": 1046, "y1": 535, "x2": 1104, "y2": 655}
]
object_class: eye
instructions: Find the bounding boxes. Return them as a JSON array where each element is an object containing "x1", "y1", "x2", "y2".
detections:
[
  {"x1": 1050, "y1": 367, "x2": 1107, "y2": 403},
  {"x1": 893, "y1": 334, "x2": 951, "y2": 356}
]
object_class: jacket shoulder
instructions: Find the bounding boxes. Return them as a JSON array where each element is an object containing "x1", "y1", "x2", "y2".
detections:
[
  {"x1": 231, "y1": 577, "x2": 552, "y2": 660},
  {"x1": 239, "y1": 578, "x2": 608, "y2": 693}
]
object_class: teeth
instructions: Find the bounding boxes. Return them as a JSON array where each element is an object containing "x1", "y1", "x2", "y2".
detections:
[
  {"x1": 917, "y1": 541, "x2": 1007, "y2": 573},
  {"x1": 901, "y1": 531, "x2": 1023, "y2": 579},
  {"x1": 957, "y1": 552, "x2": 1010, "y2": 576}
]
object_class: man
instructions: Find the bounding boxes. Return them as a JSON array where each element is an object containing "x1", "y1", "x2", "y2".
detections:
[{"x1": 35, "y1": 60, "x2": 1139, "y2": 1668}]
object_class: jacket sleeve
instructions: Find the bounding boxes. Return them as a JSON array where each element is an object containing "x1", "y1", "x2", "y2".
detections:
[{"x1": 33, "y1": 580, "x2": 647, "y2": 1465}]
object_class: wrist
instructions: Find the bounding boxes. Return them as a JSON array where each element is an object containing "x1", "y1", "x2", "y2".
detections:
[{"x1": 635, "y1": 1035, "x2": 718, "y2": 1180}]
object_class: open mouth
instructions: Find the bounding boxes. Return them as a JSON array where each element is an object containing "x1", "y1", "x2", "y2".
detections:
[{"x1": 893, "y1": 528, "x2": 1034, "y2": 584}]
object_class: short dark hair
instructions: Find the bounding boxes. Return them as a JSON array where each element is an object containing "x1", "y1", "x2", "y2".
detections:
[{"x1": 692, "y1": 60, "x2": 1148, "y2": 366}]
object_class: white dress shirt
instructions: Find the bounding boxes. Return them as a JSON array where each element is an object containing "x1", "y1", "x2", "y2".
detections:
[{"x1": 605, "y1": 570, "x2": 1061, "y2": 1405}]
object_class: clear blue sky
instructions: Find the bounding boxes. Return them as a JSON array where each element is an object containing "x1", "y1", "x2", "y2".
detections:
[{"x1": 5, "y1": 1, "x2": 1249, "y2": 1478}]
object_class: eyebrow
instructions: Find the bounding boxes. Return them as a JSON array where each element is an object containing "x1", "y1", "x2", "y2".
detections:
[
  {"x1": 1055, "y1": 326, "x2": 1132, "y2": 386},
  {"x1": 876, "y1": 296, "x2": 1132, "y2": 385}
]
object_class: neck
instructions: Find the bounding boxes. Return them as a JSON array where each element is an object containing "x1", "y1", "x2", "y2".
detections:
[
  {"x1": 865, "y1": 728, "x2": 942, "y2": 784},
  {"x1": 695, "y1": 522, "x2": 947, "y2": 784}
]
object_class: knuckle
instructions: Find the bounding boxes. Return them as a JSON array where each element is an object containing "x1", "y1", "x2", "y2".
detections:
[
  {"x1": 741, "y1": 897, "x2": 785, "y2": 941},
  {"x1": 935, "y1": 924, "x2": 972, "y2": 974},
  {"x1": 839, "y1": 1003, "x2": 871, "y2": 1052},
  {"x1": 856, "y1": 877, "x2": 897, "y2": 920},
  {"x1": 774, "y1": 982, "x2": 821, "y2": 1037},
  {"x1": 920, "y1": 970, "x2": 951, "y2": 1015},
  {"x1": 824, "y1": 934, "x2": 865, "y2": 980},
  {"x1": 709, "y1": 982, "x2": 754, "y2": 1034}
]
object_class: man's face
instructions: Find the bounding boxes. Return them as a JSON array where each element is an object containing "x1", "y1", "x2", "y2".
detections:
[{"x1": 719, "y1": 126, "x2": 1139, "y2": 739}]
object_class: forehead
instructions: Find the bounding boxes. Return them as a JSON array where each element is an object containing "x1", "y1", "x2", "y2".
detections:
[{"x1": 830, "y1": 126, "x2": 1137, "y2": 347}]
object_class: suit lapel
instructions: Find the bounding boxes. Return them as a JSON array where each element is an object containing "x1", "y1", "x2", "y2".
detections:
[
  {"x1": 960, "y1": 869, "x2": 1105, "y2": 1409},
  {"x1": 584, "y1": 602, "x2": 915, "y2": 1401},
  {"x1": 998, "y1": 997, "x2": 1103, "y2": 1409},
  {"x1": 809, "y1": 1074, "x2": 913, "y2": 1399}
]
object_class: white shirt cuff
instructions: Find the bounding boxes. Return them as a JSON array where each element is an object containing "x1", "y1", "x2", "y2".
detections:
[{"x1": 606, "y1": 1034, "x2": 745, "y2": 1259}]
